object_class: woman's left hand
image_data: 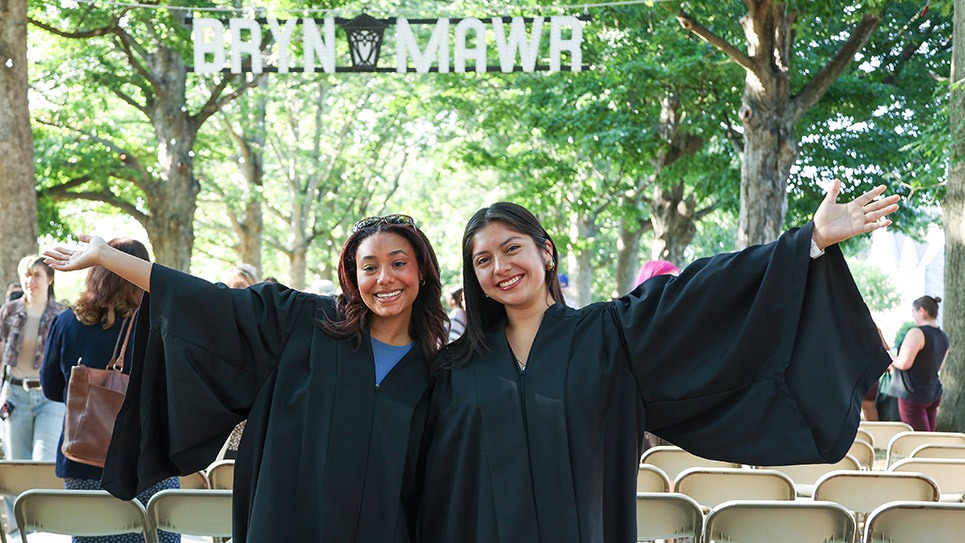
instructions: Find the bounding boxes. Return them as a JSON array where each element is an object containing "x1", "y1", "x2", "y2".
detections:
[{"x1": 812, "y1": 179, "x2": 901, "y2": 250}]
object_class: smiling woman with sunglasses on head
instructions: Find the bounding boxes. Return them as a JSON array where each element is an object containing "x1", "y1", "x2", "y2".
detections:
[{"x1": 43, "y1": 216, "x2": 448, "y2": 543}]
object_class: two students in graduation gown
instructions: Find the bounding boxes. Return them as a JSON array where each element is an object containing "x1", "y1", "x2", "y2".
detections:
[
  {"x1": 44, "y1": 217, "x2": 448, "y2": 542},
  {"x1": 418, "y1": 181, "x2": 899, "y2": 542}
]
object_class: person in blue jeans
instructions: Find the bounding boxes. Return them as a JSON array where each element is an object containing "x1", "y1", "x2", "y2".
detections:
[{"x1": 0, "y1": 255, "x2": 67, "y2": 534}]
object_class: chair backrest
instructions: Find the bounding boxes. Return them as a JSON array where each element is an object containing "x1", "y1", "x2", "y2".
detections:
[
  {"x1": 179, "y1": 471, "x2": 210, "y2": 490},
  {"x1": 888, "y1": 458, "x2": 965, "y2": 499},
  {"x1": 813, "y1": 470, "x2": 940, "y2": 515},
  {"x1": 705, "y1": 500, "x2": 856, "y2": 543},
  {"x1": 885, "y1": 431, "x2": 965, "y2": 467},
  {"x1": 640, "y1": 446, "x2": 741, "y2": 480},
  {"x1": 206, "y1": 460, "x2": 235, "y2": 490},
  {"x1": 635, "y1": 492, "x2": 703, "y2": 542},
  {"x1": 0, "y1": 461, "x2": 65, "y2": 541},
  {"x1": 147, "y1": 489, "x2": 233, "y2": 538},
  {"x1": 14, "y1": 489, "x2": 153, "y2": 542},
  {"x1": 674, "y1": 468, "x2": 795, "y2": 510},
  {"x1": 858, "y1": 421, "x2": 913, "y2": 451},
  {"x1": 855, "y1": 428, "x2": 875, "y2": 449},
  {"x1": 863, "y1": 500, "x2": 965, "y2": 543},
  {"x1": 767, "y1": 454, "x2": 862, "y2": 497},
  {"x1": 909, "y1": 443, "x2": 965, "y2": 460},
  {"x1": 637, "y1": 464, "x2": 670, "y2": 493},
  {"x1": 847, "y1": 439, "x2": 875, "y2": 470},
  {"x1": 0, "y1": 461, "x2": 62, "y2": 497}
]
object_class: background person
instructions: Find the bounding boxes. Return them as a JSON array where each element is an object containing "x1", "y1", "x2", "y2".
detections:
[
  {"x1": 4, "y1": 282, "x2": 22, "y2": 302},
  {"x1": 43, "y1": 214, "x2": 448, "y2": 543},
  {"x1": 420, "y1": 181, "x2": 898, "y2": 542},
  {"x1": 634, "y1": 259, "x2": 681, "y2": 286},
  {"x1": 888, "y1": 295, "x2": 949, "y2": 431},
  {"x1": 40, "y1": 238, "x2": 180, "y2": 543},
  {"x1": 0, "y1": 255, "x2": 67, "y2": 534},
  {"x1": 224, "y1": 264, "x2": 259, "y2": 289},
  {"x1": 446, "y1": 287, "x2": 466, "y2": 343}
]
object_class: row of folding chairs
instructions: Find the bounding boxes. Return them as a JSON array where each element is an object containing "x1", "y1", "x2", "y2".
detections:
[
  {"x1": 636, "y1": 493, "x2": 965, "y2": 542},
  {"x1": 13, "y1": 488, "x2": 232, "y2": 543},
  {"x1": 857, "y1": 421, "x2": 965, "y2": 458},
  {"x1": 0, "y1": 459, "x2": 235, "y2": 542},
  {"x1": 640, "y1": 446, "x2": 865, "y2": 497},
  {"x1": 643, "y1": 431, "x2": 965, "y2": 486},
  {"x1": 641, "y1": 466, "x2": 943, "y2": 508}
]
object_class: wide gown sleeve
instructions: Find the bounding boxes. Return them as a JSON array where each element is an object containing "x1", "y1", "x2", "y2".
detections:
[
  {"x1": 102, "y1": 265, "x2": 309, "y2": 499},
  {"x1": 614, "y1": 223, "x2": 890, "y2": 466}
]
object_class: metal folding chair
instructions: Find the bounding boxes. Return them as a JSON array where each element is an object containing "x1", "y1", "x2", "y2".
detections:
[{"x1": 14, "y1": 489, "x2": 153, "y2": 543}]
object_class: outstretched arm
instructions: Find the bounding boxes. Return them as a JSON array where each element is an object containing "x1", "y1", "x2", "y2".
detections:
[
  {"x1": 812, "y1": 179, "x2": 901, "y2": 250},
  {"x1": 43, "y1": 235, "x2": 152, "y2": 292}
]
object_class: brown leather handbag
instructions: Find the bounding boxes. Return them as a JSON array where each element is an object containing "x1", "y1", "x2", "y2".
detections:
[{"x1": 61, "y1": 311, "x2": 136, "y2": 467}]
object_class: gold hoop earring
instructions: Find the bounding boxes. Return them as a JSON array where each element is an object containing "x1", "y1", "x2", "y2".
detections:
[{"x1": 546, "y1": 260, "x2": 556, "y2": 271}]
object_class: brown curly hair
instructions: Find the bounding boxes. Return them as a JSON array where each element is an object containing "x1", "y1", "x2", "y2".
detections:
[{"x1": 73, "y1": 238, "x2": 150, "y2": 329}]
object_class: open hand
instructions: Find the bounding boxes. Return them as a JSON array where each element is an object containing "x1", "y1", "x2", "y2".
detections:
[
  {"x1": 812, "y1": 180, "x2": 900, "y2": 250},
  {"x1": 43, "y1": 235, "x2": 107, "y2": 272}
]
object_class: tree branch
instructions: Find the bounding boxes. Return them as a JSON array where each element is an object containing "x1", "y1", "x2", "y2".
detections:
[
  {"x1": 882, "y1": 19, "x2": 939, "y2": 85},
  {"x1": 196, "y1": 75, "x2": 261, "y2": 126},
  {"x1": 44, "y1": 184, "x2": 147, "y2": 223},
  {"x1": 106, "y1": 85, "x2": 149, "y2": 116},
  {"x1": 36, "y1": 118, "x2": 153, "y2": 193},
  {"x1": 694, "y1": 202, "x2": 719, "y2": 222},
  {"x1": 792, "y1": 14, "x2": 883, "y2": 121},
  {"x1": 676, "y1": 10, "x2": 756, "y2": 73},
  {"x1": 28, "y1": 17, "x2": 118, "y2": 39},
  {"x1": 720, "y1": 116, "x2": 745, "y2": 159},
  {"x1": 111, "y1": 29, "x2": 154, "y2": 88}
]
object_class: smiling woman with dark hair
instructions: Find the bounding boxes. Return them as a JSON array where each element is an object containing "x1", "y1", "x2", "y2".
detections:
[
  {"x1": 420, "y1": 181, "x2": 900, "y2": 542},
  {"x1": 44, "y1": 215, "x2": 448, "y2": 543}
]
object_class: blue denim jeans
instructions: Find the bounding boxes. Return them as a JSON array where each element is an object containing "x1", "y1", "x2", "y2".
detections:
[{"x1": 1, "y1": 381, "x2": 66, "y2": 532}]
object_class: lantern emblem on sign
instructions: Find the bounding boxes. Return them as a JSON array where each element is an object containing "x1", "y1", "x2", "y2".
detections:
[{"x1": 340, "y1": 13, "x2": 388, "y2": 71}]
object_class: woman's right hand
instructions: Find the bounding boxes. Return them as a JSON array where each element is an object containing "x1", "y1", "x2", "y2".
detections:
[{"x1": 43, "y1": 235, "x2": 108, "y2": 272}]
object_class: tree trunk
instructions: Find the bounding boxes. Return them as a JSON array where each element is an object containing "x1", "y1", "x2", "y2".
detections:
[
  {"x1": 0, "y1": 0, "x2": 38, "y2": 284},
  {"x1": 566, "y1": 214, "x2": 596, "y2": 306},
  {"x1": 937, "y1": 0, "x2": 965, "y2": 432},
  {"x1": 289, "y1": 245, "x2": 308, "y2": 291},
  {"x1": 736, "y1": 10, "x2": 795, "y2": 248},
  {"x1": 143, "y1": 45, "x2": 199, "y2": 271},
  {"x1": 679, "y1": 5, "x2": 880, "y2": 248},
  {"x1": 615, "y1": 219, "x2": 648, "y2": 295},
  {"x1": 227, "y1": 82, "x2": 267, "y2": 273},
  {"x1": 650, "y1": 180, "x2": 698, "y2": 266}
]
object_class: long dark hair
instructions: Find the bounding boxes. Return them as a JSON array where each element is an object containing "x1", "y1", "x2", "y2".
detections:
[
  {"x1": 447, "y1": 202, "x2": 563, "y2": 366},
  {"x1": 322, "y1": 222, "x2": 448, "y2": 360},
  {"x1": 74, "y1": 238, "x2": 150, "y2": 329}
]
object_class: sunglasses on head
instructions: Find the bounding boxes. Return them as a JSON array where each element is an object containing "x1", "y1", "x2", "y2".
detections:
[{"x1": 353, "y1": 214, "x2": 417, "y2": 233}]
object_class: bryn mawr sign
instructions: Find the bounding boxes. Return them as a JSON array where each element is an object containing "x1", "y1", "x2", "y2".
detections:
[{"x1": 191, "y1": 13, "x2": 585, "y2": 74}]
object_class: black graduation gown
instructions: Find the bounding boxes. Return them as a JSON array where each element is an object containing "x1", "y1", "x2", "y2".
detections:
[
  {"x1": 418, "y1": 223, "x2": 890, "y2": 543},
  {"x1": 101, "y1": 265, "x2": 430, "y2": 543}
]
